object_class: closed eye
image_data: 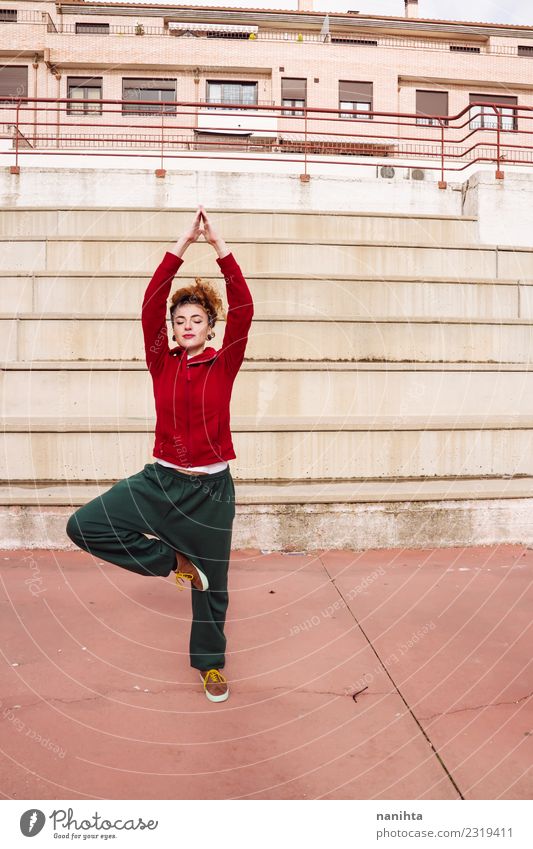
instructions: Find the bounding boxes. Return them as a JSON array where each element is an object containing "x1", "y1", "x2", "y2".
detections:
[{"x1": 176, "y1": 318, "x2": 204, "y2": 323}]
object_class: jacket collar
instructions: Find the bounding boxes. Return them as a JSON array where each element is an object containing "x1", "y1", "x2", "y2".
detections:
[{"x1": 170, "y1": 344, "x2": 218, "y2": 363}]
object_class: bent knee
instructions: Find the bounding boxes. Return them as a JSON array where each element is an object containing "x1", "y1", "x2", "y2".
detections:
[{"x1": 66, "y1": 511, "x2": 84, "y2": 543}]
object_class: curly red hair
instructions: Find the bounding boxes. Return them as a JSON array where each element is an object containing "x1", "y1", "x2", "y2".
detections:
[{"x1": 169, "y1": 277, "x2": 225, "y2": 328}]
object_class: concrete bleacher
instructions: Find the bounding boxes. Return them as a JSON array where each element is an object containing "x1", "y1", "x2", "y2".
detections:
[{"x1": 2, "y1": 205, "x2": 533, "y2": 550}]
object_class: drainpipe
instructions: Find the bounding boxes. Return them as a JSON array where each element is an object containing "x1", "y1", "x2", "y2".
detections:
[
  {"x1": 32, "y1": 53, "x2": 40, "y2": 145},
  {"x1": 43, "y1": 48, "x2": 61, "y2": 148}
]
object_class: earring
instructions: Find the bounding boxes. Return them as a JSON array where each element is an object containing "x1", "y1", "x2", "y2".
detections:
[{"x1": 172, "y1": 334, "x2": 176, "y2": 341}]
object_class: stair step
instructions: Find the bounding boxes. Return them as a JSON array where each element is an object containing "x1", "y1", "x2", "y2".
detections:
[
  {"x1": 3, "y1": 314, "x2": 533, "y2": 362},
  {"x1": 7, "y1": 312, "x2": 533, "y2": 324},
  {"x1": 1, "y1": 273, "x2": 525, "y2": 321},
  {"x1": 3, "y1": 359, "x2": 532, "y2": 371},
  {"x1": 0, "y1": 207, "x2": 479, "y2": 242},
  {"x1": 1, "y1": 476, "x2": 530, "y2": 506},
  {"x1": 2, "y1": 415, "x2": 532, "y2": 432},
  {"x1": 3, "y1": 424, "x2": 533, "y2": 480},
  {"x1": 2, "y1": 239, "x2": 525, "y2": 277},
  {"x1": 3, "y1": 362, "x2": 532, "y2": 419},
  {"x1": 0, "y1": 235, "x2": 505, "y2": 247},
  {"x1": 0, "y1": 271, "x2": 518, "y2": 280}
]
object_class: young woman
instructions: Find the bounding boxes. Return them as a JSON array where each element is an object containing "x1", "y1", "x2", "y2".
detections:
[{"x1": 66, "y1": 205, "x2": 254, "y2": 703}]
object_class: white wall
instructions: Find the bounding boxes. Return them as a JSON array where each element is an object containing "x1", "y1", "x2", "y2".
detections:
[
  {"x1": 0, "y1": 161, "x2": 463, "y2": 216},
  {"x1": 2, "y1": 163, "x2": 533, "y2": 246},
  {"x1": 462, "y1": 171, "x2": 533, "y2": 248}
]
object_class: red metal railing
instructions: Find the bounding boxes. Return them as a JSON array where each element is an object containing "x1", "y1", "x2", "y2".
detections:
[{"x1": 1, "y1": 96, "x2": 532, "y2": 185}]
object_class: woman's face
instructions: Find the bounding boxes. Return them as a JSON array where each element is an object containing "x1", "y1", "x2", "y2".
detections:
[{"x1": 172, "y1": 303, "x2": 210, "y2": 355}]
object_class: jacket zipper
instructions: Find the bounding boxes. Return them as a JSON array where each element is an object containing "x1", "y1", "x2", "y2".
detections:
[
  {"x1": 184, "y1": 355, "x2": 217, "y2": 466},
  {"x1": 186, "y1": 363, "x2": 191, "y2": 465}
]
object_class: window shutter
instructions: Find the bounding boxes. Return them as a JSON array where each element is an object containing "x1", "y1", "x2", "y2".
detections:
[
  {"x1": 281, "y1": 78, "x2": 306, "y2": 100},
  {"x1": 68, "y1": 76, "x2": 102, "y2": 89},
  {"x1": 416, "y1": 90, "x2": 448, "y2": 117},
  {"x1": 469, "y1": 93, "x2": 517, "y2": 106},
  {"x1": 339, "y1": 81, "x2": 373, "y2": 102},
  {"x1": 0, "y1": 66, "x2": 28, "y2": 99},
  {"x1": 123, "y1": 78, "x2": 176, "y2": 92}
]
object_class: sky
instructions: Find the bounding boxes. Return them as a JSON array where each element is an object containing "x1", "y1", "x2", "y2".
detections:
[{"x1": 119, "y1": 1, "x2": 533, "y2": 26}]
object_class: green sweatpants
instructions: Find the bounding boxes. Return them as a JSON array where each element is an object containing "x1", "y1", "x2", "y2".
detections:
[{"x1": 66, "y1": 462, "x2": 236, "y2": 671}]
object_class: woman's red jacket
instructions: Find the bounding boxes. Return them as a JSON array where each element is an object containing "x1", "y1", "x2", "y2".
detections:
[{"x1": 141, "y1": 250, "x2": 254, "y2": 467}]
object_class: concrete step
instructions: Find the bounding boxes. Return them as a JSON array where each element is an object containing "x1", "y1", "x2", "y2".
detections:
[
  {"x1": 1, "y1": 272, "x2": 526, "y2": 321},
  {"x1": 2, "y1": 237, "x2": 525, "y2": 278},
  {"x1": 2, "y1": 416, "x2": 533, "y2": 481},
  {"x1": 1, "y1": 475, "x2": 530, "y2": 507},
  {"x1": 3, "y1": 314, "x2": 533, "y2": 362},
  {"x1": 0, "y1": 207, "x2": 479, "y2": 243},
  {"x1": 3, "y1": 361, "x2": 533, "y2": 418}
]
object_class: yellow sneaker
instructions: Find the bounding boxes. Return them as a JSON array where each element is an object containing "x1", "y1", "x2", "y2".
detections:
[
  {"x1": 174, "y1": 553, "x2": 209, "y2": 592},
  {"x1": 199, "y1": 668, "x2": 229, "y2": 702}
]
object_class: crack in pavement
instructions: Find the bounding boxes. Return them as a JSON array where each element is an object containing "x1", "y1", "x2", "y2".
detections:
[
  {"x1": 317, "y1": 553, "x2": 466, "y2": 799},
  {"x1": 0, "y1": 684, "x2": 186, "y2": 712},
  {"x1": 417, "y1": 690, "x2": 533, "y2": 722},
  {"x1": 1, "y1": 684, "x2": 391, "y2": 713},
  {"x1": 267, "y1": 686, "x2": 388, "y2": 697}
]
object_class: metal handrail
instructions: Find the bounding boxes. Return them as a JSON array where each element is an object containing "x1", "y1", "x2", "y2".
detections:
[
  {"x1": 42, "y1": 11, "x2": 57, "y2": 33},
  {"x1": 1, "y1": 95, "x2": 532, "y2": 184}
]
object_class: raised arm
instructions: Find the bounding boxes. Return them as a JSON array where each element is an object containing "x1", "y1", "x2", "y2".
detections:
[
  {"x1": 216, "y1": 251, "x2": 254, "y2": 379},
  {"x1": 200, "y1": 206, "x2": 254, "y2": 379},
  {"x1": 141, "y1": 249, "x2": 184, "y2": 375},
  {"x1": 141, "y1": 210, "x2": 203, "y2": 375}
]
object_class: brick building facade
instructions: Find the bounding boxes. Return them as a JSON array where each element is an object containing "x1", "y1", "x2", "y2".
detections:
[{"x1": 1, "y1": 0, "x2": 532, "y2": 161}]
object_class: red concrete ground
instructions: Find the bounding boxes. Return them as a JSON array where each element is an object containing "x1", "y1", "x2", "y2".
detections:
[{"x1": 0, "y1": 545, "x2": 531, "y2": 800}]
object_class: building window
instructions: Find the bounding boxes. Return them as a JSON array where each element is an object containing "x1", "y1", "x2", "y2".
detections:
[
  {"x1": 282, "y1": 98, "x2": 305, "y2": 117},
  {"x1": 469, "y1": 93, "x2": 518, "y2": 131},
  {"x1": 0, "y1": 65, "x2": 28, "y2": 103},
  {"x1": 338, "y1": 81, "x2": 373, "y2": 119},
  {"x1": 331, "y1": 37, "x2": 378, "y2": 46},
  {"x1": 281, "y1": 78, "x2": 306, "y2": 116},
  {"x1": 450, "y1": 44, "x2": 481, "y2": 53},
  {"x1": 0, "y1": 9, "x2": 17, "y2": 22},
  {"x1": 67, "y1": 77, "x2": 103, "y2": 116},
  {"x1": 206, "y1": 81, "x2": 258, "y2": 109},
  {"x1": 75, "y1": 22, "x2": 110, "y2": 34},
  {"x1": 518, "y1": 45, "x2": 533, "y2": 56},
  {"x1": 122, "y1": 79, "x2": 177, "y2": 115},
  {"x1": 416, "y1": 90, "x2": 449, "y2": 126},
  {"x1": 339, "y1": 100, "x2": 371, "y2": 119},
  {"x1": 206, "y1": 31, "x2": 250, "y2": 40}
]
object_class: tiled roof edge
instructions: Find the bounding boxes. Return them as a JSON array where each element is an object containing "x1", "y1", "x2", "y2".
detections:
[{"x1": 56, "y1": 2, "x2": 533, "y2": 33}]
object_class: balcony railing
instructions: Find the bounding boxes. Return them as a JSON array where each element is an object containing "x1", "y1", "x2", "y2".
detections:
[
  {"x1": 1, "y1": 96, "x2": 532, "y2": 186},
  {"x1": 22, "y1": 21, "x2": 533, "y2": 58},
  {"x1": 199, "y1": 100, "x2": 276, "y2": 107},
  {"x1": 0, "y1": 9, "x2": 43, "y2": 24}
]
